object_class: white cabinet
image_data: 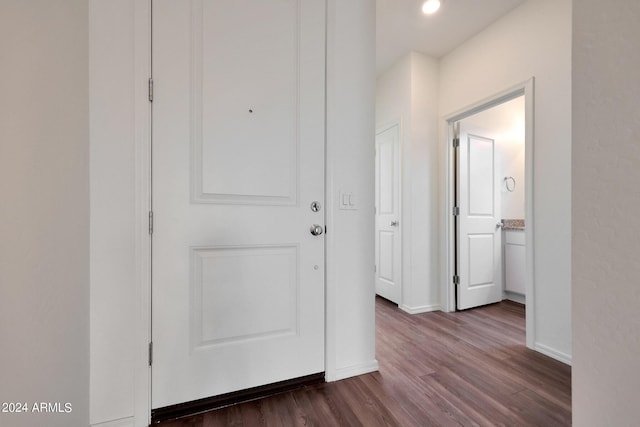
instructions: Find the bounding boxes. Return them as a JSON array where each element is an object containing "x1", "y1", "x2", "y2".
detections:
[{"x1": 504, "y1": 230, "x2": 525, "y2": 295}]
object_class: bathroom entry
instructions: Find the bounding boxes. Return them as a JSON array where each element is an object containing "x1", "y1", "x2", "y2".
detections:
[{"x1": 453, "y1": 95, "x2": 526, "y2": 310}]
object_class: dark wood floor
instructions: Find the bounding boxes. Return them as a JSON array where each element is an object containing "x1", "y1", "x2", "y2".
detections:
[{"x1": 158, "y1": 297, "x2": 571, "y2": 426}]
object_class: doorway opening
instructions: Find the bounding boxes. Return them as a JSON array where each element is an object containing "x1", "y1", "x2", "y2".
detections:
[{"x1": 444, "y1": 80, "x2": 535, "y2": 348}]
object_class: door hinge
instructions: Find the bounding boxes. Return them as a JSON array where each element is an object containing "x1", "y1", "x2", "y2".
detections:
[
  {"x1": 374, "y1": 265, "x2": 377, "y2": 273},
  {"x1": 148, "y1": 342, "x2": 153, "y2": 366},
  {"x1": 452, "y1": 137, "x2": 460, "y2": 148},
  {"x1": 453, "y1": 275, "x2": 460, "y2": 285},
  {"x1": 148, "y1": 211, "x2": 154, "y2": 235},
  {"x1": 452, "y1": 206, "x2": 460, "y2": 216},
  {"x1": 148, "y1": 78, "x2": 154, "y2": 102}
]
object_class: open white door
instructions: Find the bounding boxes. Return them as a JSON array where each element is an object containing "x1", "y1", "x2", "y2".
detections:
[
  {"x1": 375, "y1": 124, "x2": 401, "y2": 304},
  {"x1": 456, "y1": 122, "x2": 502, "y2": 310},
  {"x1": 151, "y1": 0, "x2": 326, "y2": 409}
]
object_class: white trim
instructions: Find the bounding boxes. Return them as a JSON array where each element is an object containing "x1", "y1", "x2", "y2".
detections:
[
  {"x1": 328, "y1": 360, "x2": 379, "y2": 382},
  {"x1": 399, "y1": 304, "x2": 440, "y2": 314},
  {"x1": 91, "y1": 417, "x2": 135, "y2": 427},
  {"x1": 323, "y1": 0, "x2": 336, "y2": 389},
  {"x1": 534, "y1": 343, "x2": 572, "y2": 366},
  {"x1": 523, "y1": 80, "x2": 535, "y2": 351},
  {"x1": 134, "y1": 0, "x2": 151, "y2": 426},
  {"x1": 443, "y1": 119, "x2": 456, "y2": 314},
  {"x1": 442, "y1": 79, "x2": 536, "y2": 351},
  {"x1": 503, "y1": 292, "x2": 526, "y2": 305},
  {"x1": 443, "y1": 79, "x2": 530, "y2": 122},
  {"x1": 324, "y1": 172, "x2": 337, "y2": 383}
]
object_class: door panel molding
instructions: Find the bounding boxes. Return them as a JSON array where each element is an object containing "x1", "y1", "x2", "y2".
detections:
[
  {"x1": 467, "y1": 134, "x2": 496, "y2": 217},
  {"x1": 189, "y1": 244, "x2": 300, "y2": 349},
  {"x1": 190, "y1": 0, "x2": 300, "y2": 206}
]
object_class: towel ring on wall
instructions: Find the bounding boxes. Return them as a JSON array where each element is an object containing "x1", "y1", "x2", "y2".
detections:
[{"x1": 504, "y1": 176, "x2": 516, "y2": 192}]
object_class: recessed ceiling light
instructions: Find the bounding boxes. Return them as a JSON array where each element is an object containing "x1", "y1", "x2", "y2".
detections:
[{"x1": 422, "y1": 0, "x2": 442, "y2": 15}]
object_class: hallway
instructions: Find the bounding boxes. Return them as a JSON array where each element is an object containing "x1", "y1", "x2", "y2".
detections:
[{"x1": 158, "y1": 297, "x2": 571, "y2": 426}]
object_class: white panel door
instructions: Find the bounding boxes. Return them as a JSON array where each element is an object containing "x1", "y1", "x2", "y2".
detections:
[
  {"x1": 457, "y1": 123, "x2": 502, "y2": 310},
  {"x1": 152, "y1": 0, "x2": 326, "y2": 409},
  {"x1": 375, "y1": 124, "x2": 401, "y2": 303}
]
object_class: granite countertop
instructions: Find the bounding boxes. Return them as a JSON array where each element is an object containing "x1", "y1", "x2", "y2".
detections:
[{"x1": 502, "y1": 219, "x2": 525, "y2": 230}]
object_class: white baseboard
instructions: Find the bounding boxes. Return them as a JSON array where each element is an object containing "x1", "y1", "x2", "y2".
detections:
[
  {"x1": 503, "y1": 291, "x2": 526, "y2": 305},
  {"x1": 328, "y1": 359, "x2": 379, "y2": 382},
  {"x1": 535, "y1": 342, "x2": 572, "y2": 366},
  {"x1": 91, "y1": 416, "x2": 134, "y2": 427},
  {"x1": 399, "y1": 303, "x2": 441, "y2": 314}
]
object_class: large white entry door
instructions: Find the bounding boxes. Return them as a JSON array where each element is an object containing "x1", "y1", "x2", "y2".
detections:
[
  {"x1": 152, "y1": 0, "x2": 326, "y2": 409},
  {"x1": 456, "y1": 123, "x2": 502, "y2": 310},
  {"x1": 375, "y1": 124, "x2": 401, "y2": 304}
]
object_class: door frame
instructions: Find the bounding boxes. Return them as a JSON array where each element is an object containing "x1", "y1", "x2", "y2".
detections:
[
  {"x1": 374, "y1": 120, "x2": 403, "y2": 305},
  {"x1": 132, "y1": 0, "x2": 152, "y2": 425},
  {"x1": 442, "y1": 78, "x2": 535, "y2": 349}
]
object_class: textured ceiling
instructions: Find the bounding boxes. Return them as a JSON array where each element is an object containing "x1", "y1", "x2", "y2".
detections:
[{"x1": 376, "y1": 0, "x2": 527, "y2": 74}]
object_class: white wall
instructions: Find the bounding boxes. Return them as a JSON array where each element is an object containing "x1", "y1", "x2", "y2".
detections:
[
  {"x1": 89, "y1": 1, "x2": 140, "y2": 425},
  {"x1": 89, "y1": 1, "x2": 376, "y2": 424},
  {"x1": 439, "y1": 0, "x2": 572, "y2": 362},
  {"x1": 573, "y1": 1, "x2": 640, "y2": 425},
  {"x1": 376, "y1": 51, "x2": 440, "y2": 313},
  {"x1": 325, "y1": 0, "x2": 378, "y2": 380},
  {"x1": 499, "y1": 138, "x2": 525, "y2": 220},
  {"x1": 377, "y1": 55, "x2": 411, "y2": 138},
  {"x1": 0, "y1": 1, "x2": 89, "y2": 427}
]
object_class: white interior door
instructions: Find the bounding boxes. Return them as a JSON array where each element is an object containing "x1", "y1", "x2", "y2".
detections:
[
  {"x1": 152, "y1": 0, "x2": 326, "y2": 409},
  {"x1": 456, "y1": 122, "x2": 502, "y2": 310},
  {"x1": 375, "y1": 124, "x2": 401, "y2": 304}
]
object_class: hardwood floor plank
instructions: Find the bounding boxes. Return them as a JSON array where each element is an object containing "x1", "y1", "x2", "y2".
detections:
[
  {"x1": 235, "y1": 401, "x2": 265, "y2": 427},
  {"x1": 157, "y1": 297, "x2": 571, "y2": 426},
  {"x1": 508, "y1": 388, "x2": 571, "y2": 426},
  {"x1": 356, "y1": 372, "x2": 437, "y2": 427},
  {"x1": 302, "y1": 384, "x2": 347, "y2": 426}
]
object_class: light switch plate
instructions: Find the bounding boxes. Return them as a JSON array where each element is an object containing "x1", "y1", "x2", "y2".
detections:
[{"x1": 339, "y1": 191, "x2": 357, "y2": 210}]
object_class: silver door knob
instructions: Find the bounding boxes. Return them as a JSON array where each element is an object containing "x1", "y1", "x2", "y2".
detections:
[
  {"x1": 496, "y1": 222, "x2": 503, "y2": 228},
  {"x1": 390, "y1": 221, "x2": 399, "y2": 227},
  {"x1": 310, "y1": 224, "x2": 324, "y2": 236}
]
